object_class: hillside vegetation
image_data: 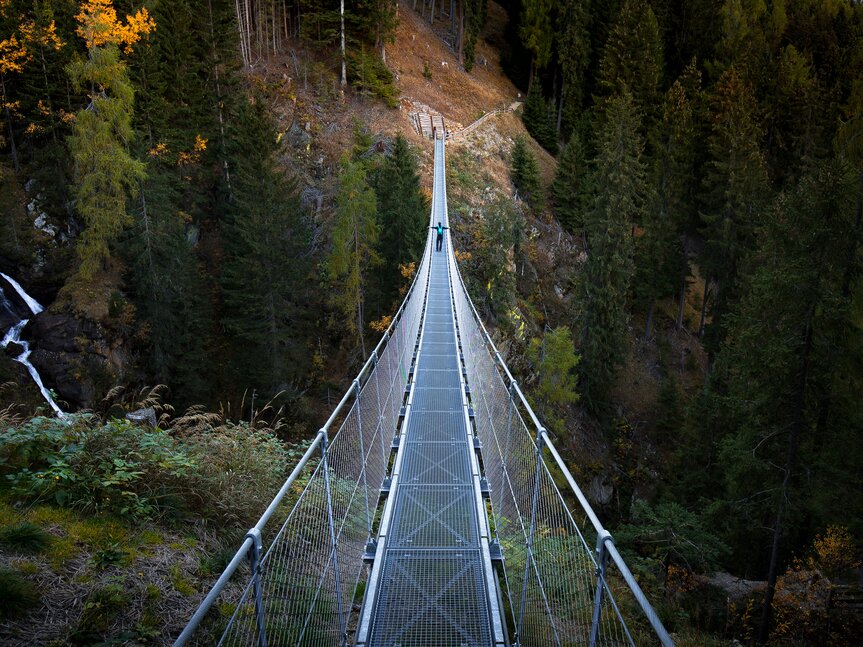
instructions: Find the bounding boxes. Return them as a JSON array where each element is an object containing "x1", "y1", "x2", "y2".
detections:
[{"x1": 1, "y1": 0, "x2": 862, "y2": 645}]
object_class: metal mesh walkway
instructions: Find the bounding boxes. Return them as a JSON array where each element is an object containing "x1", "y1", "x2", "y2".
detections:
[
  {"x1": 356, "y1": 137, "x2": 503, "y2": 647},
  {"x1": 174, "y1": 134, "x2": 673, "y2": 647}
]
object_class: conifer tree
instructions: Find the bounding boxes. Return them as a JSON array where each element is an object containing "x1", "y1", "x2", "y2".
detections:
[
  {"x1": 521, "y1": 80, "x2": 557, "y2": 152},
  {"x1": 636, "y1": 68, "x2": 699, "y2": 338},
  {"x1": 66, "y1": 0, "x2": 155, "y2": 279},
  {"x1": 519, "y1": 0, "x2": 554, "y2": 87},
  {"x1": 221, "y1": 98, "x2": 310, "y2": 395},
  {"x1": 327, "y1": 155, "x2": 379, "y2": 357},
  {"x1": 698, "y1": 66, "x2": 769, "y2": 356},
  {"x1": 576, "y1": 91, "x2": 645, "y2": 414},
  {"x1": 552, "y1": 134, "x2": 589, "y2": 231},
  {"x1": 555, "y1": 0, "x2": 591, "y2": 136},
  {"x1": 510, "y1": 135, "x2": 542, "y2": 209},
  {"x1": 374, "y1": 134, "x2": 426, "y2": 307},
  {"x1": 597, "y1": 0, "x2": 663, "y2": 130}
]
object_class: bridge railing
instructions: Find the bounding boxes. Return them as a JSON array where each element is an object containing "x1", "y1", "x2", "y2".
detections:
[
  {"x1": 446, "y1": 238, "x2": 673, "y2": 647},
  {"x1": 174, "y1": 234, "x2": 434, "y2": 647}
]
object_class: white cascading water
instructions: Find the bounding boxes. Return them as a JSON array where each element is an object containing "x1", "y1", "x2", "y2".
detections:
[{"x1": 0, "y1": 278, "x2": 64, "y2": 417}]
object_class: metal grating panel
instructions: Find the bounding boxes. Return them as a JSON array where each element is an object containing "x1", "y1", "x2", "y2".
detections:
[
  {"x1": 404, "y1": 411, "x2": 465, "y2": 443},
  {"x1": 401, "y1": 441, "x2": 471, "y2": 483},
  {"x1": 411, "y1": 387, "x2": 463, "y2": 412},
  {"x1": 368, "y1": 550, "x2": 493, "y2": 647},
  {"x1": 420, "y1": 341, "x2": 457, "y2": 355},
  {"x1": 418, "y1": 354, "x2": 459, "y2": 370},
  {"x1": 389, "y1": 485, "x2": 478, "y2": 547},
  {"x1": 414, "y1": 369, "x2": 461, "y2": 389}
]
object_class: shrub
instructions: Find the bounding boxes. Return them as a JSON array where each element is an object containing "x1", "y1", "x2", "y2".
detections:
[
  {"x1": 0, "y1": 414, "x2": 294, "y2": 528},
  {"x1": 0, "y1": 521, "x2": 52, "y2": 553},
  {"x1": 348, "y1": 47, "x2": 399, "y2": 108},
  {"x1": 187, "y1": 423, "x2": 291, "y2": 528},
  {"x1": 1, "y1": 415, "x2": 195, "y2": 522},
  {"x1": 0, "y1": 567, "x2": 40, "y2": 619}
]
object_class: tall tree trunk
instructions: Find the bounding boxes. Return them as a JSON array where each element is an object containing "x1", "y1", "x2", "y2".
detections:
[
  {"x1": 557, "y1": 75, "x2": 565, "y2": 135},
  {"x1": 1, "y1": 77, "x2": 20, "y2": 173},
  {"x1": 430, "y1": 0, "x2": 436, "y2": 24},
  {"x1": 698, "y1": 277, "x2": 711, "y2": 337},
  {"x1": 209, "y1": 0, "x2": 232, "y2": 193},
  {"x1": 457, "y1": 1, "x2": 465, "y2": 65},
  {"x1": 756, "y1": 314, "x2": 813, "y2": 644},
  {"x1": 676, "y1": 237, "x2": 688, "y2": 331},
  {"x1": 340, "y1": 0, "x2": 347, "y2": 86},
  {"x1": 644, "y1": 299, "x2": 656, "y2": 340}
]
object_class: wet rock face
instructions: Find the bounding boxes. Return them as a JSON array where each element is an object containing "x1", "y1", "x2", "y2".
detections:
[
  {"x1": 4, "y1": 340, "x2": 25, "y2": 357},
  {"x1": 27, "y1": 312, "x2": 118, "y2": 409}
]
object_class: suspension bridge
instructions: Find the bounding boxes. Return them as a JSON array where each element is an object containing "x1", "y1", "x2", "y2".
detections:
[{"x1": 174, "y1": 135, "x2": 673, "y2": 646}]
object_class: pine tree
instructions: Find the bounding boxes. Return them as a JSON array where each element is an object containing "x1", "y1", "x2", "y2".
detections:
[
  {"x1": 510, "y1": 135, "x2": 542, "y2": 209},
  {"x1": 66, "y1": 0, "x2": 155, "y2": 279},
  {"x1": 555, "y1": 0, "x2": 591, "y2": 137},
  {"x1": 576, "y1": 91, "x2": 645, "y2": 414},
  {"x1": 126, "y1": 166, "x2": 210, "y2": 405},
  {"x1": 519, "y1": 0, "x2": 554, "y2": 87},
  {"x1": 597, "y1": 0, "x2": 663, "y2": 130},
  {"x1": 636, "y1": 67, "x2": 700, "y2": 339},
  {"x1": 552, "y1": 134, "x2": 589, "y2": 231},
  {"x1": 374, "y1": 134, "x2": 426, "y2": 308},
  {"x1": 327, "y1": 155, "x2": 379, "y2": 357},
  {"x1": 698, "y1": 66, "x2": 769, "y2": 357},
  {"x1": 220, "y1": 98, "x2": 311, "y2": 395},
  {"x1": 521, "y1": 80, "x2": 557, "y2": 153}
]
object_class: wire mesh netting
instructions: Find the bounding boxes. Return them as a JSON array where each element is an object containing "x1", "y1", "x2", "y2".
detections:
[
  {"x1": 447, "y1": 238, "x2": 655, "y2": 646},
  {"x1": 183, "y1": 233, "x2": 435, "y2": 647}
]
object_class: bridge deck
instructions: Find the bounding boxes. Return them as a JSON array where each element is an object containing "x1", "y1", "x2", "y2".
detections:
[{"x1": 357, "y1": 139, "x2": 504, "y2": 646}]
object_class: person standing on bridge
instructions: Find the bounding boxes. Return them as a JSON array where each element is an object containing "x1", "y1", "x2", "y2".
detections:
[{"x1": 434, "y1": 221, "x2": 448, "y2": 252}]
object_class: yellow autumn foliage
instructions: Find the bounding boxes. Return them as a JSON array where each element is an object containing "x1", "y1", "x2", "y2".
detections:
[{"x1": 75, "y1": 0, "x2": 155, "y2": 54}]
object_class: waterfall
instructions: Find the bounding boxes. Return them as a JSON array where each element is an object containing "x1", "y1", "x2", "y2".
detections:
[
  {"x1": 0, "y1": 272, "x2": 44, "y2": 315},
  {"x1": 0, "y1": 279, "x2": 64, "y2": 417}
]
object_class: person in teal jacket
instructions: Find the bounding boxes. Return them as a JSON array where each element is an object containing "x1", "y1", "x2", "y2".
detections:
[{"x1": 434, "y1": 221, "x2": 448, "y2": 251}]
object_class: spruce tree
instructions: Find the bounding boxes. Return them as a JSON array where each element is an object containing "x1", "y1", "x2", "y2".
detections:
[
  {"x1": 597, "y1": 0, "x2": 663, "y2": 131},
  {"x1": 698, "y1": 66, "x2": 769, "y2": 357},
  {"x1": 636, "y1": 69, "x2": 699, "y2": 339},
  {"x1": 521, "y1": 80, "x2": 557, "y2": 153},
  {"x1": 510, "y1": 135, "x2": 543, "y2": 209},
  {"x1": 220, "y1": 98, "x2": 311, "y2": 395},
  {"x1": 551, "y1": 134, "x2": 589, "y2": 231},
  {"x1": 327, "y1": 155, "x2": 380, "y2": 358},
  {"x1": 374, "y1": 134, "x2": 426, "y2": 308},
  {"x1": 555, "y1": 0, "x2": 591, "y2": 137},
  {"x1": 576, "y1": 91, "x2": 645, "y2": 414},
  {"x1": 519, "y1": 0, "x2": 554, "y2": 86}
]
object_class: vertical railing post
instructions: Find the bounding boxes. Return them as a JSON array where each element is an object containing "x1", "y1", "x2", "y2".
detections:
[
  {"x1": 589, "y1": 529, "x2": 612, "y2": 647},
  {"x1": 354, "y1": 379, "x2": 372, "y2": 535},
  {"x1": 321, "y1": 430, "x2": 346, "y2": 646},
  {"x1": 371, "y1": 348, "x2": 387, "y2": 474},
  {"x1": 516, "y1": 427, "x2": 546, "y2": 645},
  {"x1": 245, "y1": 527, "x2": 268, "y2": 647}
]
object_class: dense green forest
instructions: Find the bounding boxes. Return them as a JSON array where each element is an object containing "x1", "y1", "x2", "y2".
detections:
[
  {"x1": 500, "y1": 0, "x2": 863, "y2": 643},
  {"x1": 1, "y1": 0, "x2": 862, "y2": 644}
]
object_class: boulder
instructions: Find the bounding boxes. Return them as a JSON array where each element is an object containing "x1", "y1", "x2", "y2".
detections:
[
  {"x1": 588, "y1": 473, "x2": 615, "y2": 507},
  {"x1": 3, "y1": 341, "x2": 25, "y2": 358},
  {"x1": 126, "y1": 407, "x2": 157, "y2": 428}
]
